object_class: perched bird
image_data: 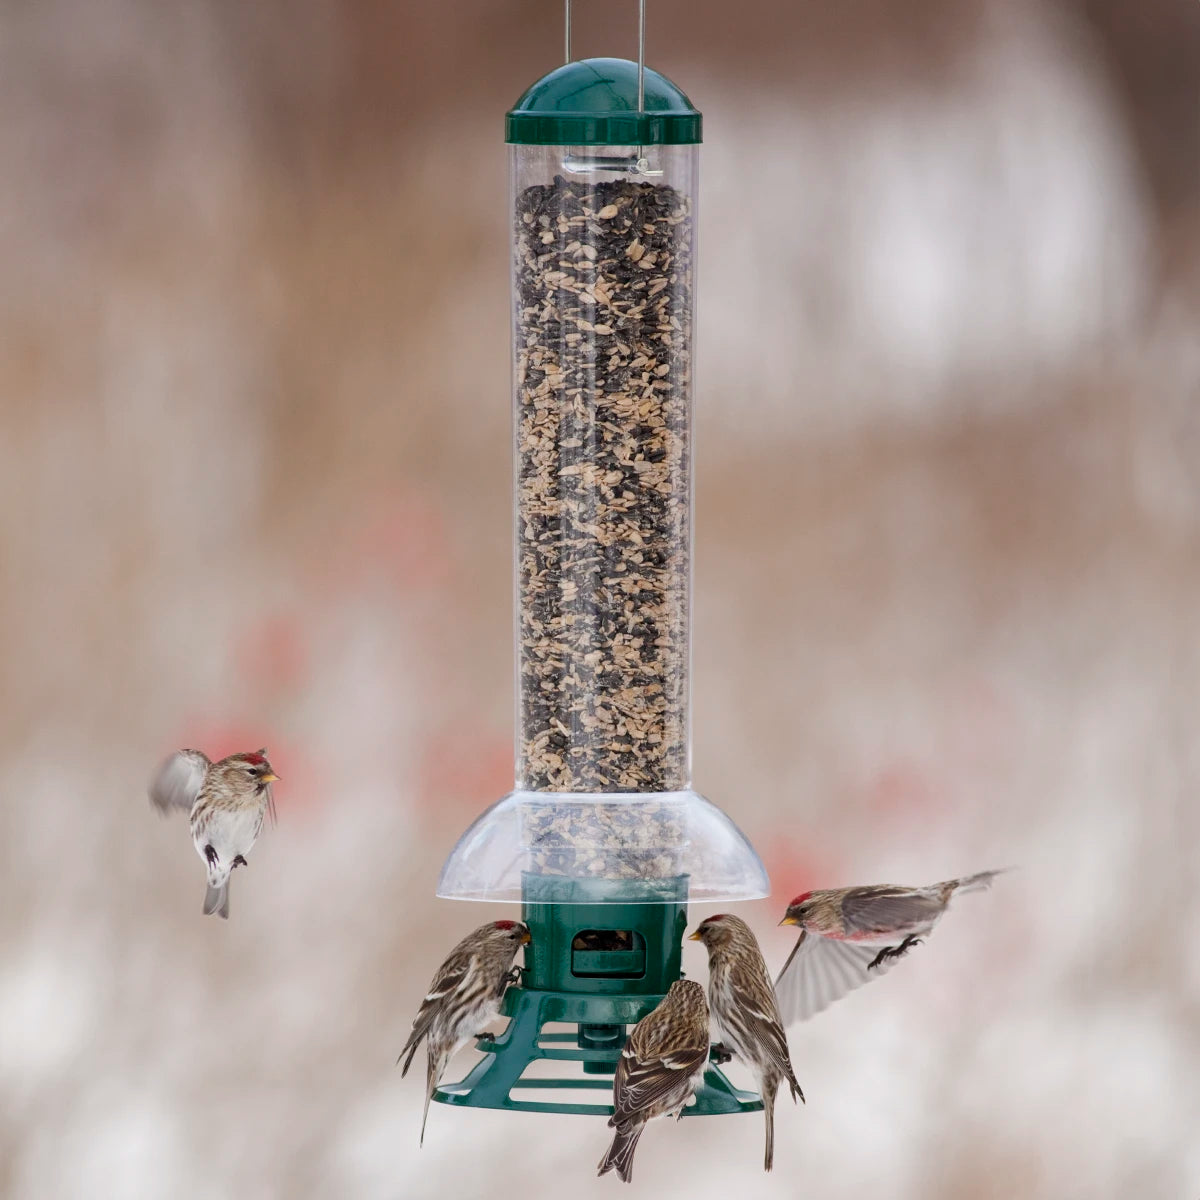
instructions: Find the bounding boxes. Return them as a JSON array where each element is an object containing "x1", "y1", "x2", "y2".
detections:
[
  {"x1": 598, "y1": 979, "x2": 710, "y2": 1184},
  {"x1": 689, "y1": 914, "x2": 803, "y2": 1171},
  {"x1": 775, "y1": 870, "x2": 1005, "y2": 1025},
  {"x1": 397, "y1": 920, "x2": 530, "y2": 1147},
  {"x1": 149, "y1": 747, "x2": 279, "y2": 919}
]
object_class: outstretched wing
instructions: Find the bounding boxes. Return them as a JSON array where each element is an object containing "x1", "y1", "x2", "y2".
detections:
[
  {"x1": 148, "y1": 749, "x2": 210, "y2": 816},
  {"x1": 774, "y1": 931, "x2": 904, "y2": 1026}
]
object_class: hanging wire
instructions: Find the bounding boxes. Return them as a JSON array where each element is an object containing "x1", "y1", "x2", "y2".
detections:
[
  {"x1": 635, "y1": 0, "x2": 646, "y2": 169},
  {"x1": 636, "y1": 0, "x2": 645, "y2": 114},
  {"x1": 564, "y1": 0, "x2": 647, "y2": 108}
]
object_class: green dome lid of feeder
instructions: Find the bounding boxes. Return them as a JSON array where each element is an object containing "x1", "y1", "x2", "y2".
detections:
[{"x1": 506, "y1": 57, "x2": 702, "y2": 145}]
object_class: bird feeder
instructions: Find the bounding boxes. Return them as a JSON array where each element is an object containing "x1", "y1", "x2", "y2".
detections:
[{"x1": 436, "y1": 1, "x2": 768, "y2": 1118}]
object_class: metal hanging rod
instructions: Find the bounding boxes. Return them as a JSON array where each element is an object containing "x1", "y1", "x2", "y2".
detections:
[{"x1": 564, "y1": 0, "x2": 647, "y2": 114}]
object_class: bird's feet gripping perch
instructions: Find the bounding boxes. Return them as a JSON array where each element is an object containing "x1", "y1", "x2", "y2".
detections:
[
  {"x1": 868, "y1": 936, "x2": 923, "y2": 972},
  {"x1": 709, "y1": 1042, "x2": 734, "y2": 1065}
]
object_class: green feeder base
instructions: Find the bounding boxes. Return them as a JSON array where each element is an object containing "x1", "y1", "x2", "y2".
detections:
[
  {"x1": 433, "y1": 873, "x2": 763, "y2": 1118},
  {"x1": 433, "y1": 983, "x2": 762, "y2": 1116}
]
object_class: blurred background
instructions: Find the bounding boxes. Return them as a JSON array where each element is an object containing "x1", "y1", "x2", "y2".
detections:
[{"x1": 2, "y1": 0, "x2": 1198, "y2": 1196}]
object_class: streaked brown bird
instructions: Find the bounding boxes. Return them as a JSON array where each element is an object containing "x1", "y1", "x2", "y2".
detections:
[
  {"x1": 148, "y1": 747, "x2": 279, "y2": 919},
  {"x1": 689, "y1": 914, "x2": 803, "y2": 1171},
  {"x1": 397, "y1": 920, "x2": 530, "y2": 1146},
  {"x1": 598, "y1": 979, "x2": 710, "y2": 1184},
  {"x1": 775, "y1": 870, "x2": 1005, "y2": 1025}
]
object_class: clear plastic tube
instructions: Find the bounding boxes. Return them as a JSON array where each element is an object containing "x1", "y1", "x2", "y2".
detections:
[
  {"x1": 436, "y1": 142, "x2": 766, "y2": 903},
  {"x1": 512, "y1": 143, "x2": 698, "y2": 794}
]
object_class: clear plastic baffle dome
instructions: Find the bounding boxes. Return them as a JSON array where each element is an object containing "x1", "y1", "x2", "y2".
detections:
[{"x1": 438, "y1": 36, "x2": 767, "y2": 907}]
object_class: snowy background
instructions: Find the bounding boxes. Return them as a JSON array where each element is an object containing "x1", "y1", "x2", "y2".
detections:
[{"x1": 1, "y1": 1, "x2": 1198, "y2": 1197}]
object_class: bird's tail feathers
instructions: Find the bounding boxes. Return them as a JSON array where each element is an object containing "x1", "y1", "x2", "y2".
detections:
[
  {"x1": 762, "y1": 1075, "x2": 779, "y2": 1172},
  {"x1": 397, "y1": 1033, "x2": 423, "y2": 1076},
  {"x1": 784, "y1": 1063, "x2": 805, "y2": 1105},
  {"x1": 598, "y1": 1122, "x2": 644, "y2": 1183},
  {"x1": 419, "y1": 1048, "x2": 447, "y2": 1148},
  {"x1": 206, "y1": 860, "x2": 232, "y2": 888},
  {"x1": 947, "y1": 868, "x2": 1008, "y2": 899},
  {"x1": 203, "y1": 880, "x2": 230, "y2": 919}
]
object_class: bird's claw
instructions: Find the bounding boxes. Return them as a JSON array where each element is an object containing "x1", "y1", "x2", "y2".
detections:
[
  {"x1": 204, "y1": 844, "x2": 218, "y2": 866},
  {"x1": 476, "y1": 1032, "x2": 496, "y2": 1044},
  {"x1": 504, "y1": 965, "x2": 525, "y2": 986},
  {"x1": 232, "y1": 855, "x2": 247, "y2": 869},
  {"x1": 867, "y1": 935, "x2": 922, "y2": 971},
  {"x1": 710, "y1": 1042, "x2": 733, "y2": 1065}
]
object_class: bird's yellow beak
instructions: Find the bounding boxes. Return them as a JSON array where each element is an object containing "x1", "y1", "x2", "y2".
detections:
[
  {"x1": 687, "y1": 930, "x2": 702, "y2": 941},
  {"x1": 779, "y1": 915, "x2": 799, "y2": 927},
  {"x1": 261, "y1": 772, "x2": 280, "y2": 783},
  {"x1": 520, "y1": 930, "x2": 532, "y2": 945}
]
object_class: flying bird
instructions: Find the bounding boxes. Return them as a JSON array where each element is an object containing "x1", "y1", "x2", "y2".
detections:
[
  {"x1": 149, "y1": 747, "x2": 279, "y2": 919},
  {"x1": 775, "y1": 870, "x2": 1005, "y2": 1025},
  {"x1": 598, "y1": 979, "x2": 710, "y2": 1184},
  {"x1": 690, "y1": 914, "x2": 803, "y2": 1171},
  {"x1": 397, "y1": 920, "x2": 530, "y2": 1146}
]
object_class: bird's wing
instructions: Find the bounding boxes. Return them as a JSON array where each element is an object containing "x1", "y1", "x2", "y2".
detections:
[
  {"x1": 397, "y1": 958, "x2": 471, "y2": 1072},
  {"x1": 737, "y1": 988, "x2": 796, "y2": 1084},
  {"x1": 612, "y1": 1015, "x2": 708, "y2": 1122},
  {"x1": 148, "y1": 749, "x2": 210, "y2": 815},
  {"x1": 774, "y1": 931, "x2": 904, "y2": 1026},
  {"x1": 839, "y1": 886, "x2": 944, "y2": 938}
]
